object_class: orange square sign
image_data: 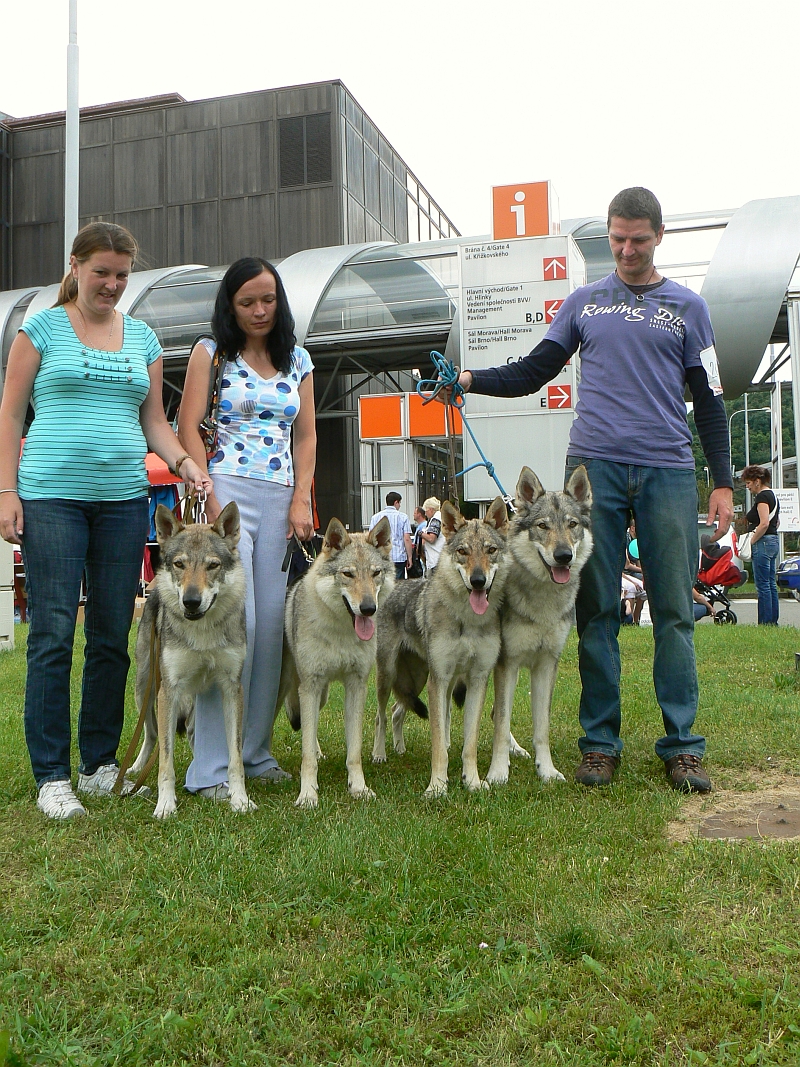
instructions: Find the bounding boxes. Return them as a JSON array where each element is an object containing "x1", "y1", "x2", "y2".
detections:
[{"x1": 492, "y1": 181, "x2": 555, "y2": 240}]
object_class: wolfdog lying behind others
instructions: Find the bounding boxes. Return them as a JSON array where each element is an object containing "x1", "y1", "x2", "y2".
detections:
[
  {"x1": 130, "y1": 502, "x2": 255, "y2": 819},
  {"x1": 486, "y1": 465, "x2": 593, "y2": 787},
  {"x1": 278, "y1": 515, "x2": 393, "y2": 809},
  {"x1": 372, "y1": 497, "x2": 509, "y2": 796}
]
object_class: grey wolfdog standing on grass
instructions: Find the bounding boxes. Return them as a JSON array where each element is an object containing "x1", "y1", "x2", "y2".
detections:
[
  {"x1": 485, "y1": 465, "x2": 593, "y2": 788},
  {"x1": 130, "y1": 501, "x2": 254, "y2": 819},
  {"x1": 372, "y1": 497, "x2": 509, "y2": 797},
  {"x1": 278, "y1": 515, "x2": 393, "y2": 809}
]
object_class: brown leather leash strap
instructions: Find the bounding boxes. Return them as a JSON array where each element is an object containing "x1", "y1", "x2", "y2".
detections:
[
  {"x1": 113, "y1": 622, "x2": 161, "y2": 796},
  {"x1": 180, "y1": 488, "x2": 208, "y2": 525}
]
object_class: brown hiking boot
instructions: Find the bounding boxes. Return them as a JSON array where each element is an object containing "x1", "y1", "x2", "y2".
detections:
[
  {"x1": 664, "y1": 754, "x2": 712, "y2": 793},
  {"x1": 575, "y1": 751, "x2": 619, "y2": 787}
]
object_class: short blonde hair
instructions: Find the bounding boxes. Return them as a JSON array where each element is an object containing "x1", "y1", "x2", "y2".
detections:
[{"x1": 423, "y1": 497, "x2": 440, "y2": 511}]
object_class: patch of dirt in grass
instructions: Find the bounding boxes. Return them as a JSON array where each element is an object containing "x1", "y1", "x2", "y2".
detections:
[{"x1": 667, "y1": 774, "x2": 800, "y2": 842}]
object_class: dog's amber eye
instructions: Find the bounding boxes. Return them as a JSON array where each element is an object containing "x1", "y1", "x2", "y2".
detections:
[
  {"x1": 342, "y1": 569, "x2": 355, "y2": 578},
  {"x1": 486, "y1": 544, "x2": 497, "y2": 554},
  {"x1": 207, "y1": 560, "x2": 221, "y2": 570},
  {"x1": 373, "y1": 569, "x2": 381, "y2": 577},
  {"x1": 173, "y1": 559, "x2": 185, "y2": 569},
  {"x1": 457, "y1": 547, "x2": 469, "y2": 556},
  {"x1": 537, "y1": 522, "x2": 549, "y2": 530},
  {"x1": 568, "y1": 520, "x2": 579, "y2": 529}
]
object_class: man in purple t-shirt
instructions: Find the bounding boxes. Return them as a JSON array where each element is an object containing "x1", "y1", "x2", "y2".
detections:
[{"x1": 453, "y1": 188, "x2": 733, "y2": 794}]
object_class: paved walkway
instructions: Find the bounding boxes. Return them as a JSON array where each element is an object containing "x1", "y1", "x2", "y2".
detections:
[{"x1": 697, "y1": 597, "x2": 800, "y2": 627}]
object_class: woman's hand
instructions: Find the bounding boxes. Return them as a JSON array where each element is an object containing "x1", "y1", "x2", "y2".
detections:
[
  {"x1": 0, "y1": 492, "x2": 23, "y2": 545},
  {"x1": 180, "y1": 458, "x2": 213, "y2": 496},
  {"x1": 287, "y1": 494, "x2": 314, "y2": 542}
]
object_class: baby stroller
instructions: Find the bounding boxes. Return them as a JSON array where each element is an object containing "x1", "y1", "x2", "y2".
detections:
[{"x1": 695, "y1": 538, "x2": 746, "y2": 624}]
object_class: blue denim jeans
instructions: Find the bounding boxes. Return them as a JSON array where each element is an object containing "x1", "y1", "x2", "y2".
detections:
[
  {"x1": 565, "y1": 457, "x2": 704, "y2": 763},
  {"x1": 751, "y1": 534, "x2": 779, "y2": 625},
  {"x1": 20, "y1": 497, "x2": 149, "y2": 787}
]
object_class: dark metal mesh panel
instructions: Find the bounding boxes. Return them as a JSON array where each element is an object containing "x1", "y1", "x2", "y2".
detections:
[
  {"x1": 279, "y1": 116, "x2": 305, "y2": 188},
  {"x1": 305, "y1": 113, "x2": 332, "y2": 185}
]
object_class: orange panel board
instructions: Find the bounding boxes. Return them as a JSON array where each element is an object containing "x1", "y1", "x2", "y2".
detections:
[
  {"x1": 359, "y1": 394, "x2": 403, "y2": 439},
  {"x1": 408, "y1": 393, "x2": 462, "y2": 438},
  {"x1": 492, "y1": 181, "x2": 553, "y2": 240}
]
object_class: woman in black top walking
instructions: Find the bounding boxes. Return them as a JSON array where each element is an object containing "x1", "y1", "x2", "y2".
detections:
[{"x1": 742, "y1": 464, "x2": 780, "y2": 625}]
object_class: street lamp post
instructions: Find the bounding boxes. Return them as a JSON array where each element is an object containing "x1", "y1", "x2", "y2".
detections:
[
  {"x1": 727, "y1": 404, "x2": 772, "y2": 511},
  {"x1": 64, "y1": 0, "x2": 79, "y2": 269}
]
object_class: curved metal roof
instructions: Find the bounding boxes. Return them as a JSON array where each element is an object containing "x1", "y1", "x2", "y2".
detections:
[{"x1": 701, "y1": 196, "x2": 800, "y2": 398}]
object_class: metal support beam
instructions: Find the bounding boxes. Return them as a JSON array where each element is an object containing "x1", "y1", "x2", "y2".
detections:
[{"x1": 789, "y1": 298, "x2": 800, "y2": 494}]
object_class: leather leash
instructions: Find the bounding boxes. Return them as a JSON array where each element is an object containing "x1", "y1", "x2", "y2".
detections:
[{"x1": 112, "y1": 617, "x2": 161, "y2": 796}]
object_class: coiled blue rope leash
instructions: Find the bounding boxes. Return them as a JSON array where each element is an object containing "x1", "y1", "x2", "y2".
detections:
[{"x1": 417, "y1": 351, "x2": 513, "y2": 506}]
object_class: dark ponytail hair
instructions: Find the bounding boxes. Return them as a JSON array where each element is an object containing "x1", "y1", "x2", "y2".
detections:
[{"x1": 211, "y1": 257, "x2": 296, "y2": 375}]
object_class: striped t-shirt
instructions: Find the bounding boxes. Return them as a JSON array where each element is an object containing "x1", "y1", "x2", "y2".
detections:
[{"x1": 18, "y1": 306, "x2": 162, "y2": 501}]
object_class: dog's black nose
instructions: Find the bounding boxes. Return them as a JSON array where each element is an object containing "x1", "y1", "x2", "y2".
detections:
[
  {"x1": 553, "y1": 546, "x2": 574, "y2": 566},
  {"x1": 360, "y1": 600, "x2": 376, "y2": 617},
  {"x1": 182, "y1": 590, "x2": 203, "y2": 613},
  {"x1": 470, "y1": 572, "x2": 486, "y2": 590}
]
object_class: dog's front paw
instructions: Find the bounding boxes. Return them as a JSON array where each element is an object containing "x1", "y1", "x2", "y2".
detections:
[
  {"x1": 485, "y1": 767, "x2": 509, "y2": 786},
  {"x1": 371, "y1": 748, "x2": 387, "y2": 764},
  {"x1": 153, "y1": 795, "x2": 178, "y2": 819},
  {"x1": 462, "y1": 774, "x2": 489, "y2": 793},
  {"x1": 393, "y1": 738, "x2": 406, "y2": 755},
  {"x1": 537, "y1": 764, "x2": 566, "y2": 784},
  {"x1": 295, "y1": 790, "x2": 319, "y2": 809},
  {"x1": 423, "y1": 779, "x2": 448, "y2": 799},
  {"x1": 229, "y1": 792, "x2": 258, "y2": 813},
  {"x1": 350, "y1": 785, "x2": 376, "y2": 801},
  {"x1": 509, "y1": 732, "x2": 531, "y2": 760}
]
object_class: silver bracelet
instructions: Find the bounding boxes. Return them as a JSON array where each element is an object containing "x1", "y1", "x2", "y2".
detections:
[{"x1": 0, "y1": 489, "x2": 19, "y2": 495}]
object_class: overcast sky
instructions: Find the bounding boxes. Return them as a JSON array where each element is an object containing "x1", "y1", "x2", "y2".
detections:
[{"x1": 1, "y1": 0, "x2": 798, "y2": 237}]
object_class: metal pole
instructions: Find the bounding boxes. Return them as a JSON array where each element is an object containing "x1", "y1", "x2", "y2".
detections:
[
  {"x1": 744, "y1": 392, "x2": 751, "y2": 512},
  {"x1": 790, "y1": 298, "x2": 800, "y2": 495},
  {"x1": 772, "y1": 374, "x2": 784, "y2": 561},
  {"x1": 64, "y1": 0, "x2": 79, "y2": 269}
]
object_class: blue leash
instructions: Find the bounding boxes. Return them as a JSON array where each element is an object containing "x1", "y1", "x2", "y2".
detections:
[{"x1": 417, "y1": 351, "x2": 512, "y2": 504}]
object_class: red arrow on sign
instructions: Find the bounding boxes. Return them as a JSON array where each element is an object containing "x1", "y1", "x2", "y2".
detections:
[
  {"x1": 543, "y1": 256, "x2": 567, "y2": 280},
  {"x1": 548, "y1": 385, "x2": 571, "y2": 409},
  {"x1": 545, "y1": 299, "x2": 564, "y2": 323}
]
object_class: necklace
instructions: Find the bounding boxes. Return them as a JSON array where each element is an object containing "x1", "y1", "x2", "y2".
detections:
[
  {"x1": 621, "y1": 264, "x2": 658, "y2": 302},
  {"x1": 74, "y1": 303, "x2": 117, "y2": 351}
]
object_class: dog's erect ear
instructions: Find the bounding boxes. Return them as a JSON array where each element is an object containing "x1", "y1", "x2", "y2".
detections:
[
  {"x1": 516, "y1": 466, "x2": 545, "y2": 508},
  {"x1": 323, "y1": 517, "x2": 350, "y2": 554},
  {"x1": 367, "y1": 515, "x2": 392, "y2": 557},
  {"x1": 484, "y1": 495, "x2": 508, "y2": 534},
  {"x1": 565, "y1": 464, "x2": 592, "y2": 509},
  {"x1": 212, "y1": 500, "x2": 241, "y2": 545},
  {"x1": 154, "y1": 504, "x2": 183, "y2": 545},
  {"x1": 441, "y1": 500, "x2": 464, "y2": 538}
]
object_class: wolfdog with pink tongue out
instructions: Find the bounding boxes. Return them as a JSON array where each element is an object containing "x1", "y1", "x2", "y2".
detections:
[
  {"x1": 372, "y1": 497, "x2": 510, "y2": 797},
  {"x1": 278, "y1": 515, "x2": 393, "y2": 809}
]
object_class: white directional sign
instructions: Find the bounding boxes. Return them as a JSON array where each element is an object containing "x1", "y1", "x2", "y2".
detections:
[
  {"x1": 458, "y1": 233, "x2": 586, "y2": 497},
  {"x1": 775, "y1": 489, "x2": 800, "y2": 533}
]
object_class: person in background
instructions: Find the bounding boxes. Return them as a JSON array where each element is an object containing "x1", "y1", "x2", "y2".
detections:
[
  {"x1": 0, "y1": 222, "x2": 211, "y2": 820},
  {"x1": 369, "y1": 492, "x2": 412, "y2": 580},
  {"x1": 742, "y1": 464, "x2": 780, "y2": 625},
  {"x1": 411, "y1": 506, "x2": 427, "y2": 577},
  {"x1": 692, "y1": 587, "x2": 716, "y2": 622},
  {"x1": 179, "y1": 257, "x2": 316, "y2": 798},
  {"x1": 420, "y1": 497, "x2": 446, "y2": 573}
]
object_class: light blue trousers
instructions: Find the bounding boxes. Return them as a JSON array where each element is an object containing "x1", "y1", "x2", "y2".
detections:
[{"x1": 185, "y1": 475, "x2": 293, "y2": 791}]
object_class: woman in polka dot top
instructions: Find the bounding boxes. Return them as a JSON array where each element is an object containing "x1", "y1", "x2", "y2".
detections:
[{"x1": 178, "y1": 258, "x2": 317, "y2": 797}]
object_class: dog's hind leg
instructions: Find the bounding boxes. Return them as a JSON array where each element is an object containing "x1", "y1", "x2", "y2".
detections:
[
  {"x1": 372, "y1": 660, "x2": 393, "y2": 763},
  {"x1": 530, "y1": 651, "x2": 565, "y2": 783},
  {"x1": 461, "y1": 674, "x2": 491, "y2": 793},
  {"x1": 344, "y1": 677, "x2": 375, "y2": 800},
  {"x1": 224, "y1": 682, "x2": 257, "y2": 814},
  {"x1": 295, "y1": 679, "x2": 326, "y2": 808},
  {"x1": 153, "y1": 685, "x2": 183, "y2": 819},
  {"x1": 486, "y1": 662, "x2": 518, "y2": 785}
]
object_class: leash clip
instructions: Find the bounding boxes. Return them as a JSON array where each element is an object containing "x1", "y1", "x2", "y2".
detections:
[{"x1": 196, "y1": 488, "x2": 208, "y2": 524}]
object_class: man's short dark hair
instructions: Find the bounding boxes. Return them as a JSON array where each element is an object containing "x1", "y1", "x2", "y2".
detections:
[
  {"x1": 607, "y1": 187, "x2": 663, "y2": 233},
  {"x1": 386, "y1": 492, "x2": 402, "y2": 507}
]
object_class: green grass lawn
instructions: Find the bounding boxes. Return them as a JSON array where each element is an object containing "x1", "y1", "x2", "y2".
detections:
[{"x1": 2, "y1": 624, "x2": 800, "y2": 1066}]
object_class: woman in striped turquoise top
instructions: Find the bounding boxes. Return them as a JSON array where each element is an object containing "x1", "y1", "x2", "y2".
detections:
[{"x1": 0, "y1": 222, "x2": 212, "y2": 820}]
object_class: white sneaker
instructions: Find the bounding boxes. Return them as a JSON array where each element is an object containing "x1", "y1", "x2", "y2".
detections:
[
  {"x1": 37, "y1": 780, "x2": 87, "y2": 820},
  {"x1": 77, "y1": 763, "x2": 152, "y2": 798}
]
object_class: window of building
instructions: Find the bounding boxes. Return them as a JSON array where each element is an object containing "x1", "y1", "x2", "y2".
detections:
[{"x1": 279, "y1": 113, "x2": 332, "y2": 188}]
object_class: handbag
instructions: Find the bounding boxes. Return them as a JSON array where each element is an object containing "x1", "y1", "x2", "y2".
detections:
[
  {"x1": 197, "y1": 337, "x2": 228, "y2": 461},
  {"x1": 737, "y1": 498, "x2": 778, "y2": 562}
]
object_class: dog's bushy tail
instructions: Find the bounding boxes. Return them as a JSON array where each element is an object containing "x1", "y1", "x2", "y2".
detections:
[
  {"x1": 452, "y1": 681, "x2": 466, "y2": 708},
  {"x1": 411, "y1": 696, "x2": 428, "y2": 720}
]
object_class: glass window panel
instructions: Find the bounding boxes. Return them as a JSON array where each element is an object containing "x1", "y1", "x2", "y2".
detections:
[
  {"x1": 378, "y1": 443, "x2": 405, "y2": 480},
  {"x1": 308, "y1": 257, "x2": 454, "y2": 336},
  {"x1": 132, "y1": 280, "x2": 219, "y2": 349}
]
